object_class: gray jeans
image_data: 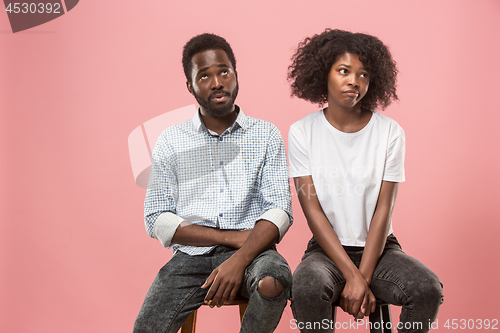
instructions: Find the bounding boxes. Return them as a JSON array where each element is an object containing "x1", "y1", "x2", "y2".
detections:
[
  {"x1": 133, "y1": 246, "x2": 292, "y2": 333},
  {"x1": 291, "y1": 235, "x2": 443, "y2": 333}
]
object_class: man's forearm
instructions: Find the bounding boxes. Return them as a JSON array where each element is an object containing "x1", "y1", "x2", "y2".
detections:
[
  {"x1": 171, "y1": 222, "x2": 251, "y2": 249},
  {"x1": 230, "y1": 219, "x2": 279, "y2": 267}
]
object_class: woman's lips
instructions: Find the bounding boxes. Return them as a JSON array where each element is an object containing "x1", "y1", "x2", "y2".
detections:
[{"x1": 343, "y1": 90, "x2": 359, "y2": 98}]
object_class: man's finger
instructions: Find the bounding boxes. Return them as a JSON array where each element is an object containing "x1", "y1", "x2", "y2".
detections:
[
  {"x1": 203, "y1": 270, "x2": 221, "y2": 307},
  {"x1": 205, "y1": 283, "x2": 221, "y2": 308},
  {"x1": 215, "y1": 287, "x2": 233, "y2": 308},
  {"x1": 210, "y1": 281, "x2": 227, "y2": 308},
  {"x1": 201, "y1": 269, "x2": 217, "y2": 289},
  {"x1": 228, "y1": 284, "x2": 239, "y2": 302}
]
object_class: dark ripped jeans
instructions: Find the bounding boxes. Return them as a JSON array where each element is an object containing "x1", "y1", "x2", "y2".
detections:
[
  {"x1": 291, "y1": 235, "x2": 443, "y2": 333},
  {"x1": 134, "y1": 246, "x2": 292, "y2": 333}
]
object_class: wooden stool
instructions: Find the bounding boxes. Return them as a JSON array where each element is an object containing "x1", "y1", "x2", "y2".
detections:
[
  {"x1": 333, "y1": 302, "x2": 393, "y2": 333},
  {"x1": 180, "y1": 298, "x2": 249, "y2": 333}
]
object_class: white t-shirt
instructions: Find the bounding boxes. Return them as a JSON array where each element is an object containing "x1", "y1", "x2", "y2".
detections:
[{"x1": 288, "y1": 110, "x2": 405, "y2": 246}]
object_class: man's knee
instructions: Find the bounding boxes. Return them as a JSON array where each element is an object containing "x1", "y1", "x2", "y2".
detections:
[{"x1": 257, "y1": 276, "x2": 284, "y2": 298}]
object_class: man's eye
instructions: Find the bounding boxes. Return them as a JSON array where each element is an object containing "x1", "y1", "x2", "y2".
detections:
[
  {"x1": 200, "y1": 75, "x2": 208, "y2": 80},
  {"x1": 221, "y1": 70, "x2": 229, "y2": 75}
]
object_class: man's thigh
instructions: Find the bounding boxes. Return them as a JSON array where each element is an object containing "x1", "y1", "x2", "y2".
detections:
[
  {"x1": 150, "y1": 251, "x2": 213, "y2": 295},
  {"x1": 134, "y1": 252, "x2": 213, "y2": 333}
]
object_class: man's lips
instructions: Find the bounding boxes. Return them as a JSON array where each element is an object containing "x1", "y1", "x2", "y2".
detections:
[{"x1": 210, "y1": 92, "x2": 230, "y2": 103}]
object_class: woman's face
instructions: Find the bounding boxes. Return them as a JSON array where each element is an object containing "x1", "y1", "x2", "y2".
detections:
[{"x1": 327, "y1": 53, "x2": 370, "y2": 110}]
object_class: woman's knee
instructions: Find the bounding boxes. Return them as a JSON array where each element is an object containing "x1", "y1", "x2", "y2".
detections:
[
  {"x1": 423, "y1": 276, "x2": 444, "y2": 305},
  {"x1": 408, "y1": 273, "x2": 444, "y2": 308}
]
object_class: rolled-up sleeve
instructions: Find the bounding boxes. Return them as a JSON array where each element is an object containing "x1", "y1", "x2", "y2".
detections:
[
  {"x1": 258, "y1": 208, "x2": 290, "y2": 242},
  {"x1": 144, "y1": 132, "x2": 183, "y2": 248},
  {"x1": 258, "y1": 126, "x2": 293, "y2": 242},
  {"x1": 152, "y1": 212, "x2": 184, "y2": 247}
]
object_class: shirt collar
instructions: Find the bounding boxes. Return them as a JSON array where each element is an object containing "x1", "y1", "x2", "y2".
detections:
[{"x1": 192, "y1": 105, "x2": 249, "y2": 133}]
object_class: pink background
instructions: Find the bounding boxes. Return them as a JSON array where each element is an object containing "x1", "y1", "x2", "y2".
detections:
[{"x1": 1, "y1": 1, "x2": 499, "y2": 332}]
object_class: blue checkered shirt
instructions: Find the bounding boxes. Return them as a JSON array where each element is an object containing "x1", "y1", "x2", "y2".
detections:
[{"x1": 144, "y1": 107, "x2": 292, "y2": 255}]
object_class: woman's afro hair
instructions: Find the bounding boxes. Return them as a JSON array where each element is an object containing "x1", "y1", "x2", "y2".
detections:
[{"x1": 288, "y1": 29, "x2": 398, "y2": 110}]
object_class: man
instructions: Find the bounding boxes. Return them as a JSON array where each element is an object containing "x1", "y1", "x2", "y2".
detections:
[{"x1": 133, "y1": 33, "x2": 293, "y2": 333}]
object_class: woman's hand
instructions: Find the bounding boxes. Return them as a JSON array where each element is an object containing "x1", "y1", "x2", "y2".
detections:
[
  {"x1": 339, "y1": 273, "x2": 376, "y2": 319},
  {"x1": 294, "y1": 176, "x2": 376, "y2": 318}
]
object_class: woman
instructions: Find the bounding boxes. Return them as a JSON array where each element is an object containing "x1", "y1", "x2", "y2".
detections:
[{"x1": 288, "y1": 29, "x2": 443, "y2": 332}]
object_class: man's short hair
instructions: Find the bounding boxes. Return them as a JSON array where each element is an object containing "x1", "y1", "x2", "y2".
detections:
[{"x1": 182, "y1": 33, "x2": 237, "y2": 83}]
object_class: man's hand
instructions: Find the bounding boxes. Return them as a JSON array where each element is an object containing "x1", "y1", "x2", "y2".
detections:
[
  {"x1": 201, "y1": 255, "x2": 247, "y2": 307},
  {"x1": 339, "y1": 273, "x2": 376, "y2": 320},
  {"x1": 200, "y1": 220, "x2": 280, "y2": 308}
]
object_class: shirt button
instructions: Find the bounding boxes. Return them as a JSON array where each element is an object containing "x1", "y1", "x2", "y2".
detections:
[
  {"x1": 219, "y1": 137, "x2": 223, "y2": 141},
  {"x1": 219, "y1": 213, "x2": 223, "y2": 217}
]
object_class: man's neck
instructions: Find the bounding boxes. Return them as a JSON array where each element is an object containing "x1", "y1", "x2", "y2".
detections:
[{"x1": 199, "y1": 106, "x2": 239, "y2": 135}]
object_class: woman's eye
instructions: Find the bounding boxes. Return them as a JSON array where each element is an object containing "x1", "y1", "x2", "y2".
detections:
[
  {"x1": 360, "y1": 73, "x2": 369, "y2": 79},
  {"x1": 339, "y1": 68, "x2": 348, "y2": 74}
]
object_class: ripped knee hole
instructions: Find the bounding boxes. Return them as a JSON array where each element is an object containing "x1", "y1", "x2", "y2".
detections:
[{"x1": 257, "y1": 276, "x2": 284, "y2": 298}]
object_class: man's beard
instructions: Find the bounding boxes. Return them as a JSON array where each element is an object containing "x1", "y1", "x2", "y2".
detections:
[{"x1": 193, "y1": 83, "x2": 239, "y2": 117}]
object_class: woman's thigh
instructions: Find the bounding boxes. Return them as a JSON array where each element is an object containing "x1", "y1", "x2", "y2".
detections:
[
  {"x1": 371, "y1": 247, "x2": 443, "y2": 307},
  {"x1": 293, "y1": 250, "x2": 345, "y2": 304}
]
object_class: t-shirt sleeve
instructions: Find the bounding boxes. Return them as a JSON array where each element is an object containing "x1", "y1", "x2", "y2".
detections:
[
  {"x1": 383, "y1": 124, "x2": 405, "y2": 183},
  {"x1": 288, "y1": 124, "x2": 311, "y2": 177}
]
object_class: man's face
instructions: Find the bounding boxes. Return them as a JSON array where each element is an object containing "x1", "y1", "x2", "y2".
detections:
[{"x1": 187, "y1": 49, "x2": 239, "y2": 117}]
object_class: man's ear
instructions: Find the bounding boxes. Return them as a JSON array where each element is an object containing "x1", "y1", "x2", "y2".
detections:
[{"x1": 186, "y1": 81, "x2": 193, "y2": 95}]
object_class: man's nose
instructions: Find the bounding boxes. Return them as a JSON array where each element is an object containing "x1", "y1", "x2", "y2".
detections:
[{"x1": 211, "y1": 75, "x2": 223, "y2": 90}]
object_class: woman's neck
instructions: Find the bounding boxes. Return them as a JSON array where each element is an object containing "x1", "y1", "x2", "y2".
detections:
[{"x1": 323, "y1": 105, "x2": 372, "y2": 133}]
